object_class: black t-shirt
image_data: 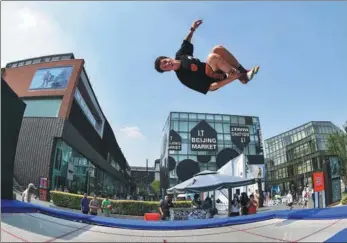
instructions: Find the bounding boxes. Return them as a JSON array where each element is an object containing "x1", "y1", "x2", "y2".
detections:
[
  {"x1": 160, "y1": 200, "x2": 173, "y2": 217},
  {"x1": 175, "y1": 40, "x2": 220, "y2": 95}
]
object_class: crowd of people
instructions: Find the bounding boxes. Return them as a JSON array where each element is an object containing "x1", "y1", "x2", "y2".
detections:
[{"x1": 80, "y1": 193, "x2": 112, "y2": 217}]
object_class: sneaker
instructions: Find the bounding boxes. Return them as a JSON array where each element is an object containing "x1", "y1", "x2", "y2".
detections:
[{"x1": 246, "y1": 66, "x2": 260, "y2": 82}]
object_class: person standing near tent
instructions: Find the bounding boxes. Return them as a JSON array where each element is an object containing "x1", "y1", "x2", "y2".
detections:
[{"x1": 159, "y1": 195, "x2": 173, "y2": 220}]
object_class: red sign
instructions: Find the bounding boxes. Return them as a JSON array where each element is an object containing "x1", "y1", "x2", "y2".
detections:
[
  {"x1": 39, "y1": 188, "x2": 48, "y2": 201},
  {"x1": 313, "y1": 172, "x2": 325, "y2": 192}
]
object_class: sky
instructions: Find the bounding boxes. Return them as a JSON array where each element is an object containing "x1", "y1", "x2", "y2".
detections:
[{"x1": 2, "y1": 1, "x2": 347, "y2": 167}]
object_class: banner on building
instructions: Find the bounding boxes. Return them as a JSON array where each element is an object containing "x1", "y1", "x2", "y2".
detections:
[
  {"x1": 168, "y1": 129, "x2": 182, "y2": 151},
  {"x1": 230, "y1": 126, "x2": 250, "y2": 150},
  {"x1": 190, "y1": 120, "x2": 217, "y2": 151}
]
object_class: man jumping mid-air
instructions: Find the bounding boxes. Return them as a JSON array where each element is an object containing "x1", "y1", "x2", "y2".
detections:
[{"x1": 154, "y1": 20, "x2": 260, "y2": 95}]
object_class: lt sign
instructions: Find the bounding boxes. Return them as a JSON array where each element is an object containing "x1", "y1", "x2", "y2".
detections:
[{"x1": 190, "y1": 120, "x2": 218, "y2": 151}]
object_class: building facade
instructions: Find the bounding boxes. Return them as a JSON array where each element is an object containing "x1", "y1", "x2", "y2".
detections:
[
  {"x1": 130, "y1": 166, "x2": 155, "y2": 196},
  {"x1": 264, "y1": 121, "x2": 341, "y2": 198},
  {"x1": 2, "y1": 53, "x2": 131, "y2": 198},
  {"x1": 160, "y1": 111, "x2": 265, "y2": 194}
]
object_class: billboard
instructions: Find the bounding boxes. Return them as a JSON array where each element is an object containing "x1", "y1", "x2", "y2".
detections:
[
  {"x1": 329, "y1": 157, "x2": 339, "y2": 179},
  {"x1": 190, "y1": 120, "x2": 217, "y2": 151},
  {"x1": 313, "y1": 172, "x2": 325, "y2": 192},
  {"x1": 230, "y1": 126, "x2": 250, "y2": 150},
  {"x1": 29, "y1": 66, "x2": 73, "y2": 90},
  {"x1": 168, "y1": 130, "x2": 182, "y2": 151},
  {"x1": 247, "y1": 164, "x2": 264, "y2": 180}
]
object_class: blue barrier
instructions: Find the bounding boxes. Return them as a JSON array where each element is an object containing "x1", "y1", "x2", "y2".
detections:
[
  {"x1": 324, "y1": 228, "x2": 347, "y2": 242},
  {"x1": 1, "y1": 200, "x2": 347, "y2": 231}
]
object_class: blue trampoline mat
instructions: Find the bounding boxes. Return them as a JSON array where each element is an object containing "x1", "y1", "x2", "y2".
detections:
[{"x1": 2, "y1": 200, "x2": 347, "y2": 231}]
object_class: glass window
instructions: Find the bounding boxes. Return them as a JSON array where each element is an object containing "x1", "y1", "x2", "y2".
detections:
[
  {"x1": 188, "y1": 121, "x2": 197, "y2": 131},
  {"x1": 198, "y1": 114, "x2": 205, "y2": 120},
  {"x1": 252, "y1": 117, "x2": 259, "y2": 124},
  {"x1": 180, "y1": 113, "x2": 188, "y2": 119},
  {"x1": 172, "y1": 121, "x2": 179, "y2": 131},
  {"x1": 238, "y1": 116, "x2": 245, "y2": 124},
  {"x1": 230, "y1": 116, "x2": 238, "y2": 124},
  {"x1": 214, "y1": 115, "x2": 222, "y2": 122},
  {"x1": 206, "y1": 114, "x2": 214, "y2": 121},
  {"x1": 32, "y1": 59, "x2": 41, "y2": 64},
  {"x1": 18, "y1": 62, "x2": 25, "y2": 67},
  {"x1": 171, "y1": 113, "x2": 179, "y2": 119},
  {"x1": 23, "y1": 98, "x2": 62, "y2": 117},
  {"x1": 11, "y1": 63, "x2": 18, "y2": 67},
  {"x1": 61, "y1": 55, "x2": 72, "y2": 60},
  {"x1": 179, "y1": 132, "x2": 188, "y2": 141},
  {"x1": 223, "y1": 123, "x2": 230, "y2": 134},
  {"x1": 74, "y1": 89, "x2": 98, "y2": 131},
  {"x1": 188, "y1": 113, "x2": 197, "y2": 120},
  {"x1": 178, "y1": 155, "x2": 187, "y2": 161},
  {"x1": 188, "y1": 155, "x2": 197, "y2": 161},
  {"x1": 25, "y1": 60, "x2": 32, "y2": 65},
  {"x1": 249, "y1": 145, "x2": 256, "y2": 155},
  {"x1": 51, "y1": 56, "x2": 60, "y2": 61},
  {"x1": 215, "y1": 123, "x2": 223, "y2": 133},
  {"x1": 224, "y1": 134, "x2": 231, "y2": 143},
  {"x1": 181, "y1": 143, "x2": 188, "y2": 154},
  {"x1": 223, "y1": 115, "x2": 230, "y2": 122},
  {"x1": 179, "y1": 121, "x2": 188, "y2": 132},
  {"x1": 217, "y1": 134, "x2": 224, "y2": 142}
]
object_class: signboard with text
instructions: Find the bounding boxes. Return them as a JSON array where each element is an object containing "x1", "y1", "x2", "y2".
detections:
[
  {"x1": 313, "y1": 172, "x2": 325, "y2": 192},
  {"x1": 168, "y1": 130, "x2": 182, "y2": 151},
  {"x1": 190, "y1": 120, "x2": 217, "y2": 151},
  {"x1": 230, "y1": 126, "x2": 250, "y2": 150}
]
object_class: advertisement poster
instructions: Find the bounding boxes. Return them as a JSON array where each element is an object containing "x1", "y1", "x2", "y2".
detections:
[
  {"x1": 168, "y1": 130, "x2": 182, "y2": 151},
  {"x1": 230, "y1": 126, "x2": 251, "y2": 150},
  {"x1": 313, "y1": 172, "x2": 325, "y2": 192},
  {"x1": 190, "y1": 120, "x2": 217, "y2": 151},
  {"x1": 331, "y1": 179, "x2": 342, "y2": 203},
  {"x1": 329, "y1": 157, "x2": 339, "y2": 179},
  {"x1": 29, "y1": 66, "x2": 73, "y2": 90},
  {"x1": 247, "y1": 164, "x2": 265, "y2": 180}
]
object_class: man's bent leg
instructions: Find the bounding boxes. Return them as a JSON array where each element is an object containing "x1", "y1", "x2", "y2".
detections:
[
  {"x1": 206, "y1": 53, "x2": 240, "y2": 81},
  {"x1": 211, "y1": 45, "x2": 259, "y2": 84},
  {"x1": 211, "y1": 45, "x2": 248, "y2": 74}
]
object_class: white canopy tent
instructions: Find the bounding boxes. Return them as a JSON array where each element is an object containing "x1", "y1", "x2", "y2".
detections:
[{"x1": 167, "y1": 170, "x2": 255, "y2": 194}]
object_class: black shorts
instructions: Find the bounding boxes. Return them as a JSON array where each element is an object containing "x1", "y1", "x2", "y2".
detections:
[{"x1": 90, "y1": 212, "x2": 97, "y2": 216}]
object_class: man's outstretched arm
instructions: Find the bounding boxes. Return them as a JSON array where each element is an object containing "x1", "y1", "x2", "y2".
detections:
[
  {"x1": 176, "y1": 20, "x2": 203, "y2": 57},
  {"x1": 185, "y1": 20, "x2": 202, "y2": 42}
]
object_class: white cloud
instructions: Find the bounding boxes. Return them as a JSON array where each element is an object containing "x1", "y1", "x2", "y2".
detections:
[
  {"x1": 119, "y1": 126, "x2": 145, "y2": 139},
  {"x1": 1, "y1": 2, "x2": 74, "y2": 66}
]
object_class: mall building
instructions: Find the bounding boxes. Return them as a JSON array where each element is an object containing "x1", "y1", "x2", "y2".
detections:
[
  {"x1": 2, "y1": 53, "x2": 131, "y2": 199},
  {"x1": 264, "y1": 121, "x2": 342, "y2": 204},
  {"x1": 159, "y1": 111, "x2": 265, "y2": 194}
]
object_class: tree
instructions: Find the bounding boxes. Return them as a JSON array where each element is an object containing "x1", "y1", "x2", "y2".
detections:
[
  {"x1": 327, "y1": 122, "x2": 347, "y2": 192},
  {"x1": 150, "y1": 180, "x2": 160, "y2": 194}
]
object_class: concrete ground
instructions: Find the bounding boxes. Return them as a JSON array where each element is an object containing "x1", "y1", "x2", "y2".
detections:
[{"x1": 2, "y1": 212, "x2": 346, "y2": 242}]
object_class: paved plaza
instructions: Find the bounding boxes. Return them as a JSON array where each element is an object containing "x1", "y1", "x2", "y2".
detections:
[{"x1": 2, "y1": 212, "x2": 346, "y2": 242}]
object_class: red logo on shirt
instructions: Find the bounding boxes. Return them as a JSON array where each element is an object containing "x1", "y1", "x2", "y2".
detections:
[{"x1": 191, "y1": 64, "x2": 198, "y2": 72}]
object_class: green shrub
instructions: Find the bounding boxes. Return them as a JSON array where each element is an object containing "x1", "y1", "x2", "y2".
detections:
[
  {"x1": 50, "y1": 191, "x2": 192, "y2": 216},
  {"x1": 341, "y1": 193, "x2": 347, "y2": 205}
]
